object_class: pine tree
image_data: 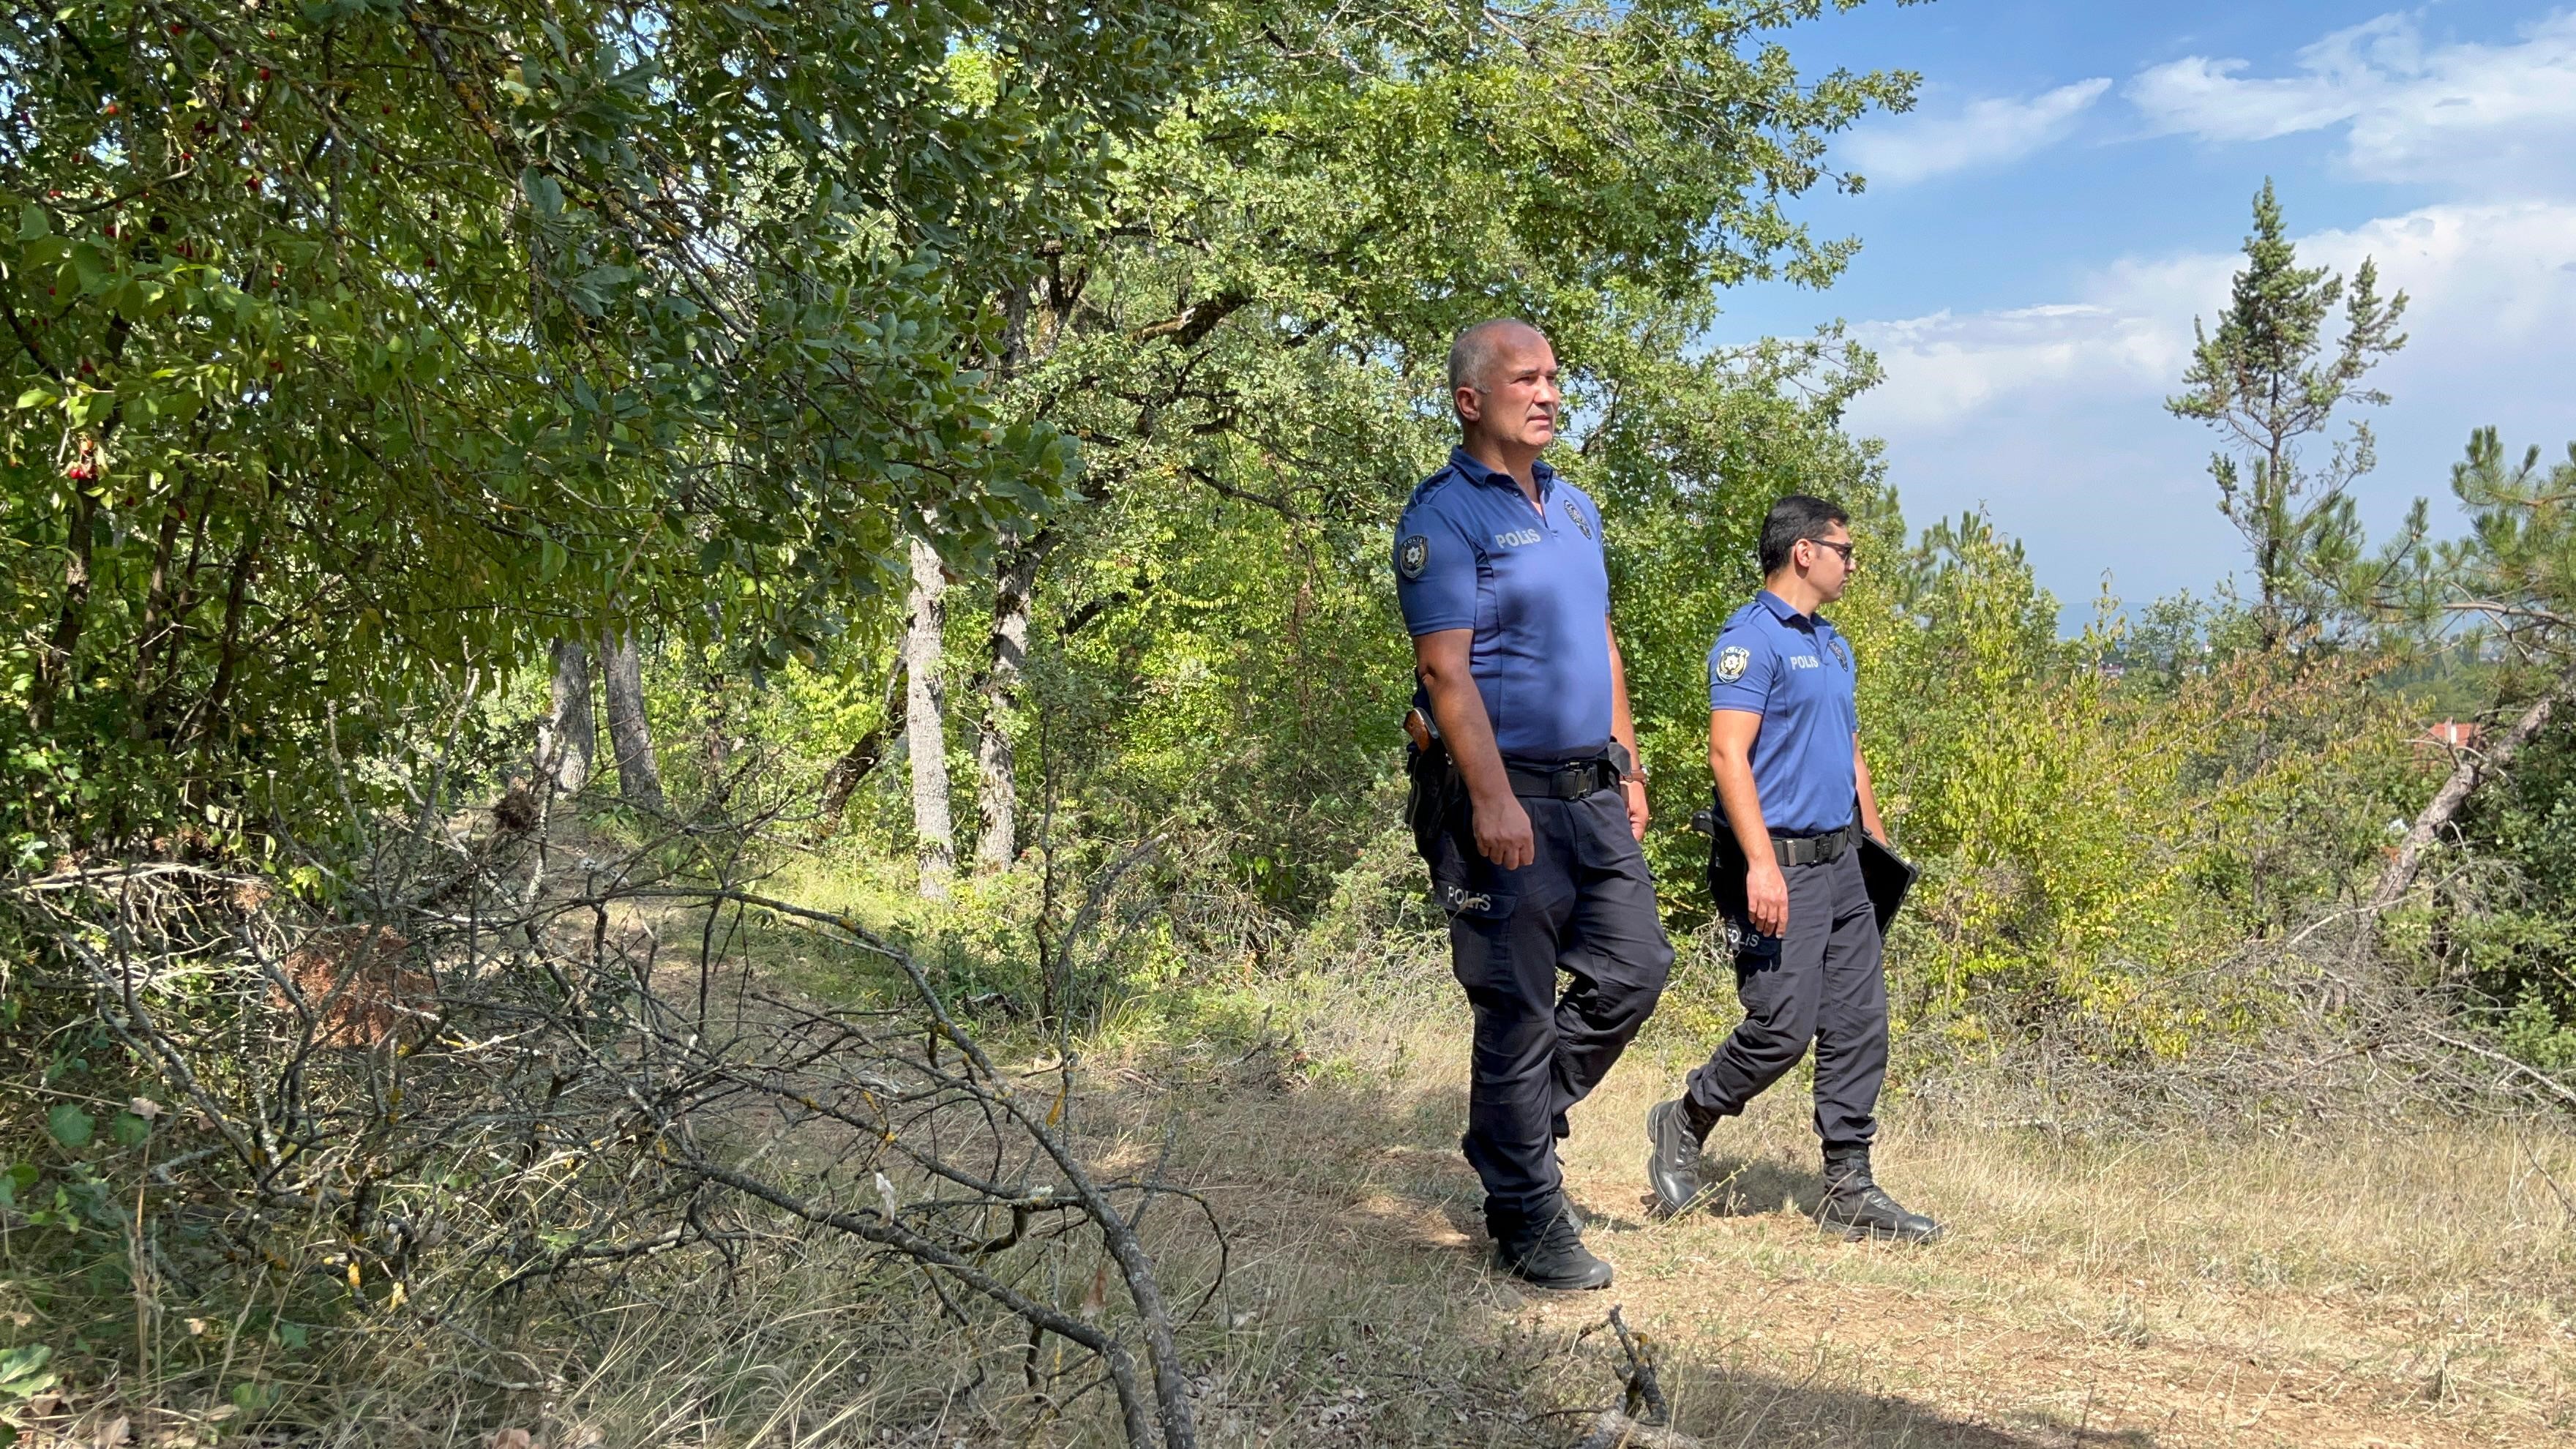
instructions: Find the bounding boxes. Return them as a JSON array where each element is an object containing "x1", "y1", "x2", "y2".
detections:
[{"x1": 2168, "y1": 180, "x2": 2408, "y2": 651}]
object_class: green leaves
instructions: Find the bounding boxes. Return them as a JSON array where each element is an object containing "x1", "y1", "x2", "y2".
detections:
[
  {"x1": 44, "y1": 1104, "x2": 92, "y2": 1150},
  {"x1": 0, "y1": 1346, "x2": 59, "y2": 1406},
  {"x1": 945, "y1": 1, "x2": 1917, "y2": 879},
  {"x1": 1, "y1": 0, "x2": 1205, "y2": 849}
]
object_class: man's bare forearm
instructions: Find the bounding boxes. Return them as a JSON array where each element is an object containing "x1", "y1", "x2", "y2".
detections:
[
  {"x1": 1710, "y1": 747, "x2": 1771, "y2": 865},
  {"x1": 1414, "y1": 632, "x2": 1510, "y2": 806},
  {"x1": 1854, "y1": 738, "x2": 1887, "y2": 844},
  {"x1": 1424, "y1": 670, "x2": 1511, "y2": 804},
  {"x1": 1415, "y1": 628, "x2": 1535, "y2": 869},
  {"x1": 1606, "y1": 621, "x2": 1639, "y2": 769}
]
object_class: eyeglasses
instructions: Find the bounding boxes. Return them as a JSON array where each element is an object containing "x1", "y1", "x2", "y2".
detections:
[{"x1": 1808, "y1": 539, "x2": 1856, "y2": 566}]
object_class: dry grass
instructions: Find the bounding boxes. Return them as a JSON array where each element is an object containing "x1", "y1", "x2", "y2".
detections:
[
  {"x1": 410, "y1": 950, "x2": 2576, "y2": 1449},
  {"x1": 1045, "y1": 985, "x2": 2576, "y2": 1449},
  {"x1": 13, "y1": 873, "x2": 2572, "y2": 1449}
]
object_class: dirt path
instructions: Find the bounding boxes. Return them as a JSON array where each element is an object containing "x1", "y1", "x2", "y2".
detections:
[
  {"x1": 1101, "y1": 1029, "x2": 2576, "y2": 1448},
  {"x1": 686, "y1": 886, "x2": 2574, "y2": 1446}
]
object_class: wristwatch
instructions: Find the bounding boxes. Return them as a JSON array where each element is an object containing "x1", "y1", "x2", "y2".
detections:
[{"x1": 1610, "y1": 741, "x2": 1644, "y2": 783}]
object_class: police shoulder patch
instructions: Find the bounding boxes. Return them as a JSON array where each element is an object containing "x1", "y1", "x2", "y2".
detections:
[
  {"x1": 1715, "y1": 644, "x2": 1752, "y2": 684},
  {"x1": 1563, "y1": 498, "x2": 1593, "y2": 539},
  {"x1": 1397, "y1": 534, "x2": 1429, "y2": 580}
]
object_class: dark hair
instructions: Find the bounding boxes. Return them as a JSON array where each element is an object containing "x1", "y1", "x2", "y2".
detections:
[{"x1": 1758, "y1": 494, "x2": 1850, "y2": 576}]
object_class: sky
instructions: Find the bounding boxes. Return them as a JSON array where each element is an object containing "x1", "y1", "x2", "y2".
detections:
[{"x1": 1713, "y1": 0, "x2": 2576, "y2": 615}]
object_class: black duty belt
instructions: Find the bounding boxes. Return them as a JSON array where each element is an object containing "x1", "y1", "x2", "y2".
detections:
[
  {"x1": 1771, "y1": 823, "x2": 1854, "y2": 866},
  {"x1": 1690, "y1": 809, "x2": 1857, "y2": 866},
  {"x1": 1503, "y1": 758, "x2": 1620, "y2": 800}
]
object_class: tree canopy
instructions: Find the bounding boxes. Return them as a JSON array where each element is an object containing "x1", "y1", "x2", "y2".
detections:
[{"x1": 1, "y1": 0, "x2": 1199, "y2": 856}]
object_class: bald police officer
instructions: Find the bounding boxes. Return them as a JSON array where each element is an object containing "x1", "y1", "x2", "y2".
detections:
[
  {"x1": 1397, "y1": 319, "x2": 1673, "y2": 1289},
  {"x1": 1642, "y1": 495, "x2": 1941, "y2": 1243}
]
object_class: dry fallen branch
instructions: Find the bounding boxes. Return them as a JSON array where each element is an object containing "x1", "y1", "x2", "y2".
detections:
[
  {"x1": 1568, "y1": 1306, "x2": 1701, "y2": 1449},
  {"x1": 6, "y1": 785, "x2": 1213, "y2": 1448}
]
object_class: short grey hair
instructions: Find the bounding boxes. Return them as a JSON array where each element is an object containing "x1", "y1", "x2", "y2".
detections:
[{"x1": 1447, "y1": 318, "x2": 1542, "y2": 396}]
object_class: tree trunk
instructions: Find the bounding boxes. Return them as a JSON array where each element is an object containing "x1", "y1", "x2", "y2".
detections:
[
  {"x1": 905, "y1": 536, "x2": 954, "y2": 898},
  {"x1": 974, "y1": 542, "x2": 1044, "y2": 871},
  {"x1": 601, "y1": 630, "x2": 664, "y2": 814},
  {"x1": 815, "y1": 651, "x2": 907, "y2": 838},
  {"x1": 31, "y1": 483, "x2": 97, "y2": 730},
  {"x1": 700, "y1": 664, "x2": 732, "y2": 784},
  {"x1": 535, "y1": 639, "x2": 596, "y2": 794},
  {"x1": 187, "y1": 512, "x2": 271, "y2": 787},
  {"x1": 2372, "y1": 677, "x2": 2574, "y2": 912}
]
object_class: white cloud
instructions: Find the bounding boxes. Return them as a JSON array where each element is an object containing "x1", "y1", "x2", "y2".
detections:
[
  {"x1": 1855, "y1": 201, "x2": 2576, "y2": 435},
  {"x1": 1846, "y1": 203, "x2": 2576, "y2": 603},
  {"x1": 1850, "y1": 302, "x2": 2193, "y2": 430},
  {"x1": 1843, "y1": 78, "x2": 2112, "y2": 186},
  {"x1": 2128, "y1": 10, "x2": 2576, "y2": 187}
]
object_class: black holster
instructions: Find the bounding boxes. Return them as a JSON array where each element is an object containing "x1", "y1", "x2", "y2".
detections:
[
  {"x1": 1404, "y1": 742, "x2": 1461, "y2": 864},
  {"x1": 1705, "y1": 813, "x2": 1751, "y2": 924}
]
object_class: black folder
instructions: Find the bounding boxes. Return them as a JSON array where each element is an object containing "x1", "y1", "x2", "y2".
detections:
[{"x1": 1856, "y1": 831, "x2": 1918, "y2": 936}]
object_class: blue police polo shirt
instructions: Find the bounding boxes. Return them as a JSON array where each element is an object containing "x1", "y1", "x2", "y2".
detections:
[
  {"x1": 1393, "y1": 448, "x2": 1613, "y2": 760},
  {"x1": 1707, "y1": 589, "x2": 1858, "y2": 836}
]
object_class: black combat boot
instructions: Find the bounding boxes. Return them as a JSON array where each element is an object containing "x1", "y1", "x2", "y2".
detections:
[
  {"x1": 1643, "y1": 1098, "x2": 1708, "y2": 1218},
  {"x1": 1816, "y1": 1153, "x2": 1942, "y2": 1243},
  {"x1": 1492, "y1": 1207, "x2": 1614, "y2": 1290}
]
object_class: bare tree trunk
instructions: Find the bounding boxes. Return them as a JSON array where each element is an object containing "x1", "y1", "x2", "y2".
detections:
[
  {"x1": 700, "y1": 664, "x2": 732, "y2": 783},
  {"x1": 601, "y1": 630, "x2": 664, "y2": 815},
  {"x1": 815, "y1": 651, "x2": 907, "y2": 839},
  {"x1": 30, "y1": 483, "x2": 97, "y2": 731},
  {"x1": 974, "y1": 542, "x2": 1044, "y2": 872},
  {"x1": 535, "y1": 639, "x2": 596, "y2": 794},
  {"x1": 905, "y1": 537, "x2": 954, "y2": 899},
  {"x1": 2373, "y1": 678, "x2": 2573, "y2": 912}
]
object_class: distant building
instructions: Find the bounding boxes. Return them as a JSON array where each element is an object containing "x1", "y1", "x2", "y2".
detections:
[{"x1": 2420, "y1": 721, "x2": 2482, "y2": 752}]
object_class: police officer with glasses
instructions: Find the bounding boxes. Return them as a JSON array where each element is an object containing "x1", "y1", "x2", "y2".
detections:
[
  {"x1": 1396, "y1": 318, "x2": 1672, "y2": 1289},
  {"x1": 1644, "y1": 495, "x2": 1941, "y2": 1243}
]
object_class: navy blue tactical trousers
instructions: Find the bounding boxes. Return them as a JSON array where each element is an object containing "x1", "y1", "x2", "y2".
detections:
[
  {"x1": 1686, "y1": 847, "x2": 1886, "y2": 1156},
  {"x1": 1434, "y1": 788, "x2": 1673, "y2": 1235}
]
